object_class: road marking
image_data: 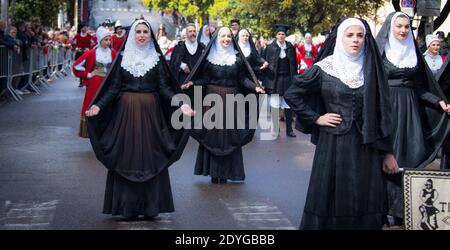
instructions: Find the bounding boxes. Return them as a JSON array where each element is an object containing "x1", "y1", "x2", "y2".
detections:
[
  {"x1": 115, "y1": 214, "x2": 173, "y2": 230},
  {"x1": 0, "y1": 200, "x2": 58, "y2": 230},
  {"x1": 220, "y1": 198, "x2": 296, "y2": 230}
]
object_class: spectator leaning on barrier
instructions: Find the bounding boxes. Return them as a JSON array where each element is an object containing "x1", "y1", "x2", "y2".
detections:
[{"x1": 0, "y1": 20, "x2": 17, "y2": 49}]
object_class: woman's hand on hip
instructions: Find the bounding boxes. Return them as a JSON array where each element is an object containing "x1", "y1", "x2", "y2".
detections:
[{"x1": 314, "y1": 113, "x2": 342, "y2": 127}]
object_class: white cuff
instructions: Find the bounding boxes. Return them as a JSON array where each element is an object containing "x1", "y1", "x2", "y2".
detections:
[{"x1": 87, "y1": 73, "x2": 93, "y2": 79}]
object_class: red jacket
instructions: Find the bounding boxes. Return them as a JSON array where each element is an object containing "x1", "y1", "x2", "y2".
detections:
[
  {"x1": 111, "y1": 34, "x2": 127, "y2": 51},
  {"x1": 72, "y1": 33, "x2": 96, "y2": 51},
  {"x1": 72, "y1": 48, "x2": 117, "y2": 115},
  {"x1": 296, "y1": 43, "x2": 318, "y2": 74}
]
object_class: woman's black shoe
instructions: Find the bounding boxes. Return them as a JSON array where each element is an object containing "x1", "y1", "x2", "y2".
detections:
[
  {"x1": 122, "y1": 215, "x2": 139, "y2": 221},
  {"x1": 219, "y1": 178, "x2": 228, "y2": 184},
  {"x1": 394, "y1": 217, "x2": 404, "y2": 226},
  {"x1": 286, "y1": 131, "x2": 296, "y2": 137},
  {"x1": 211, "y1": 177, "x2": 219, "y2": 184}
]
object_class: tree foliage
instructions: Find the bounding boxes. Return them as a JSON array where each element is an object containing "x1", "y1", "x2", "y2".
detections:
[
  {"x1": 149, "y1": 0, "x2": 386, "y2": 36},
  {"x1": 146, "y1": 0, "x2": 214, "y2": 22},
  {"x1": 9, "y1": 0, "x2": 69, "y2": 27}
]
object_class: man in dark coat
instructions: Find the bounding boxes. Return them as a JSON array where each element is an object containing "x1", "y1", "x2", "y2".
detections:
[
  {"x1": 230, "y1": 19, "x2": 241, "y2": 38},
  {"x1": 262, "y1": 24, "x2": 298, "y2": 137},
  {"x1": 169, "y1": 23, "x2": 204, "y2": 101}
]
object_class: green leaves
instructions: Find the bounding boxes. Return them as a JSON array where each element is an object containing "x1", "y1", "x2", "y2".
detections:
[
  {"x1": 147, "y1": 0, "x2": 387, "y2": 36},
  {"x1": 9, "y1": 0, "x2": 68, "y2": 27}
]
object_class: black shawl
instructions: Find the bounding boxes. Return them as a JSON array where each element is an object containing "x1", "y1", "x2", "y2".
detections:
[
  {"x1": 86, "y1": 20, "x2": 189, "y2": 181},
  {"x1": 437, "y1": 56, "x2": 450, "y2": 97}
]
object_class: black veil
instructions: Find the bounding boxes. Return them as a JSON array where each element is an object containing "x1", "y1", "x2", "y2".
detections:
[{"x1": 376, "y1": 12, "x2": 450, "y2": 168}]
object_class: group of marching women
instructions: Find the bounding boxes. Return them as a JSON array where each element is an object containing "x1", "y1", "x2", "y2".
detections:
[{"x1": 72, "y1": 12, "x2": 450, "y2": 230}]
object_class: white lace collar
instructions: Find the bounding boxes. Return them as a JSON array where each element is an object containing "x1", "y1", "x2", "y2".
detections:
[
  {"x1": 238, "y1": 41, "x2": 251, "y2": 57},
  {"x1": 95, "y1": 46, "x2": 112, "y2": 64},
  {"x1": 120, "y1": 20, "x2": 160, "y2": 77}
]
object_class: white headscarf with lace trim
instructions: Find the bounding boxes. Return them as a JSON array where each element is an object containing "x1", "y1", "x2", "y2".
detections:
[{"x1": 121, "y1": 20, "x2": 160, "y2": 77}]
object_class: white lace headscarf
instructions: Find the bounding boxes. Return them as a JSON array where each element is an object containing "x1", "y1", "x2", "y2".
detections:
[
  {"x1": 207, "y1": 27, "x2": 237, "y2": 66},
  {"x1": 384, "y1": 12, "x2": 417, "y2": 68},
  {"x1": 121, "y1": 20, "x2": 160, "y2": 77},
  {"x1": 316, "y1": 18, "x2": 366, "y2": 88},
  {"x1": 238, "y1": 29, "x2": 252, "y2": 57},
  {"x1": 199, "y1": 25, "x2": 211, "y2": 47},
  {"x1": 95, "y1": 26, "x2": 112, "y2": 64},
  {"x1": 304, "y1": 33, "x2": 312, "y2": 51}
]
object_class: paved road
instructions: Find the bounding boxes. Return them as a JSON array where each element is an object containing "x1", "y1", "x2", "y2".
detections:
[{"x1": 0, "y1": 75, "x2": 315, "y2": 230}]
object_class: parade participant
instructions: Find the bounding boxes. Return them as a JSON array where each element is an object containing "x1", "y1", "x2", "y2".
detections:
[
  {"x1": 285, "y1": 17, "x2": 397, "y2": 230},
  {"x1": 197, "y1": 25, "x2": 211, "y2": 47},
  {"x1": 262, "y1": 24, "x2": 298, "y2": 137},
  {"x1": 72, "y1": 26, "x2": 116, "y2": 138},
  {"x1": 237, "y1": 29, "x2": 269, "y2": 79},
  {"x1": 296, "y1": 33, "x2": 318, "y2": 74},
  {"x1": 169, "y1": 23, "x2": 204, "y2": 100},
  {"x1": 438, "y1": 57, "x2": 450, "y2": 169},
  {"x1": 181, "y1": 27, "x2": 265, "y2": 184},
  {"x1": 423, "y1": 34, "x2": 445, "y2": 76},
  {"x1": 85, "y1": 19, "x2": 195, "y2": 220},
  {"x1": 72, "y1": 23, "x2": 96, "y2": 87},
  {"x1": 111, "y1": 20, "x2": 127, "y2": 51},
  {"x1": 376, "y1": 12, "x2": 450, "y2": 227},
  {"x1": 230, "y1": 19, "x2": 240, "y2": 38}
]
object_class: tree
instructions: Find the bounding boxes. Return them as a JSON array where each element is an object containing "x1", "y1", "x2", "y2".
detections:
[
  {"x1": 149, "y1": 0, "x2": 386, "y2": 36},
  {"x1": 391, "y1": 0, "x2": 450, "y2": 36},
  {"x1": 9, "y1": 0, "x2": 69, "y2": 27},
  {"x1": 237, "y1": 0, "x2": 385, "y2": 36},
  {"x1": 147, "y1": 0, "x2": 214, "y2": 23}
]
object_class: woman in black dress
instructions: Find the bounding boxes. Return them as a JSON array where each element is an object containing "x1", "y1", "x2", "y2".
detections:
[
  {"x1": 375, "y1": 12, "x2": 450, "y2": 226},
  {"x1": 85, "y1": 19, "x2": 194, "y2": 220},
  {"x1": 182, "y1": 27, "x2": 265, "y2": 184},
  {"x1": 236, "y1": 29, "x2": 269, "y2": 79},
  {"x1": 284, "y1": 17, "x2": 397, "y2": 230}
]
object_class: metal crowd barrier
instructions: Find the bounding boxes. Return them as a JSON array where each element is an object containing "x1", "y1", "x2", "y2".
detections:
[{"x1": 0, "y1": 45, "x2": 73, "y2": 101}]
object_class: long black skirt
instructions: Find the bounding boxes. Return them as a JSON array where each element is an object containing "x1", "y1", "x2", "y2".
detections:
[
  {"x1": 99, "y1": 92, "x2": 177, "y2": 217},
  {"x1": 191, "y1": 85, "x2": 253, "y2": 181},
  {"x1": 386, "y1": 87, "x2": 449, "y2": 218},
  {"x1": 103, "y1": 170, "x2": 174, "y2": 217},
  {"x1": 194, "y1": 145, "x2": 245, "y2": 181},
  {"x1": 300, "y1": 125, "x2": 385, "y2": 230}
]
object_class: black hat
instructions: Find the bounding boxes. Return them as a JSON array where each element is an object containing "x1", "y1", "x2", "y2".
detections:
[
  {"x1": 320, "y1": 30, "x2": 331, "y2": 36},
  {"x1": 275, "y1": 24, "x2": 289, "y2": 34},
  {"x1": 77, "y1": 22, "x2": 88, "y2": 33},
  {"x1": 230, "y1": 19, "x2": 240, "y2": 25}
]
